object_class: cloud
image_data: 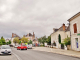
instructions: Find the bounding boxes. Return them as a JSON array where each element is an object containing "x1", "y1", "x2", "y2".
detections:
[{"x1": 0, "y1": 0, "x2": 80, "y2": 38}]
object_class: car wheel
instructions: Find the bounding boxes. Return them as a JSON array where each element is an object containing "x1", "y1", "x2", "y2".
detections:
[
  {"x1": 26, "y1": 49, "x2": 27, "y2": 50},
  {"x1": 9, "y1": 54, "x2": 12, "y2": 55},
  {"x1": 20, "y1": 48, "x2": 22, "y2": 50},
  {"x1": 17, "y1": 48, "x2": 18, "y2": 50}
]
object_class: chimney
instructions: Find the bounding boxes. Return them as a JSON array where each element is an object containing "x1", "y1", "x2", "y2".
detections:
[
  {"x1": 12, "y1": 33, "x2": 14, "y2": 37},
  {"x1": 63, "y1": 23, "x2": 65, "y2": 31},
  {"x1": 33, "y1": 32, "x2": 34, "y2": 35}
]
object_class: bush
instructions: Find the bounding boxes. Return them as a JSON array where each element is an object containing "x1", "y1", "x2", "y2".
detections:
[{"x1": 63, "y1": 37, "x2": 71, "y2": 46}]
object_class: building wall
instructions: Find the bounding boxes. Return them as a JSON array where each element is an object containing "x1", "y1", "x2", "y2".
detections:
[
  {"x1": 51, "y1": 31, "x2": 70, "y2": 48},
  {"x1": 70, "y1": 16, "x2": 80, "y2": 51},
  {"x1": 25, "y1": 37, "x2": 33, "y2": 41}
]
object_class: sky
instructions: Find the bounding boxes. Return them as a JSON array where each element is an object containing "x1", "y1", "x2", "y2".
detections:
[{"x1": 0, "y1": 0, "x2": 80, "y2": 39}]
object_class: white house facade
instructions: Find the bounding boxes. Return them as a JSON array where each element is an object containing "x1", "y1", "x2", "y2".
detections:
[
  {"x1": 51, "y1": 24, "x2": 70, "y2": 48},
  {"x1": 68, "y1": 12, "x2": 80, "y2": 51}
]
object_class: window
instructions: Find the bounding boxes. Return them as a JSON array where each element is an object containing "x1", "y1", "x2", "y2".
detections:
[{"x1": 73, "y1": 23, "x2": 77, "y2": 33}]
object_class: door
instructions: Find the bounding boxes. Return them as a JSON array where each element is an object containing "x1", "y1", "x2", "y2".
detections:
[{"x1": 75, "y1": 38, "x2": 79, "y2": 50}]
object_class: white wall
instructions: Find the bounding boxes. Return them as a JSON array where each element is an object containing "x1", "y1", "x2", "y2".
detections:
[{"x1": 70, "y1": 16, "x2": 80, "y2": 51}]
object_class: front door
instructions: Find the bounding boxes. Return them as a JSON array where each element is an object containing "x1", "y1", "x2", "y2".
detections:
[{"x1": 75, "y1": 38, "x2": 79, "y2": 50}]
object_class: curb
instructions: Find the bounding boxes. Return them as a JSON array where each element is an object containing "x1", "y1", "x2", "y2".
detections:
[{"x1": 50, "y1": 48, "x2": 80, "y2": 58}]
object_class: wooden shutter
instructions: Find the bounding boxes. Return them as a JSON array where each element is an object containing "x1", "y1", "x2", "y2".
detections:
[{"x1": 73, "y1": 23, "x2": 77, "y2": 33}]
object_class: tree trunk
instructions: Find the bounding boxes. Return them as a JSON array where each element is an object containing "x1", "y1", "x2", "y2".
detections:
[{"x1": 15, "y1": 43, "x2": 16, "y2": 46}]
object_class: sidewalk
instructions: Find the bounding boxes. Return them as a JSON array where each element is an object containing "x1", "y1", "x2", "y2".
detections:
[{"x1": 32, "y1": 47, "x2": 80, "y2": 58}]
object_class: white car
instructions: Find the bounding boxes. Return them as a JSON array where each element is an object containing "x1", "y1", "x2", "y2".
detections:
[
  {"x1": 0, "y1": 45, "x2": 12, "y2": 55},
  {"x1": 27, "y1": 44, "x2": 32, "y2": 49}
]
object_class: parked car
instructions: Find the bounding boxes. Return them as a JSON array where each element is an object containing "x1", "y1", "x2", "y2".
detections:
[
  {"x1": 9, "y1": 45, "x2": 13, "y2": 47},
  {"x1": 0, "y1": 45, "x2": 12, "y2": 55},
  {"x1": 27, "y1": 44, "x2": 32, "y2": 49},
  {"x1": 17, "y1": 45, "x2": 27, "y2": 50}
]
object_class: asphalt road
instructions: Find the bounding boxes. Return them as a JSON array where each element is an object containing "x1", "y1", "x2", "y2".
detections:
[{"x1": 12, "y1": 48, "x2": 80, "y2": 60}]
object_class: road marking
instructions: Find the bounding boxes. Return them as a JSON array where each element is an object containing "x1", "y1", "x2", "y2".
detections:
[
  {"x1": 50, "y1": 48, "x2": 53, "y2": 52},
  {"x1": 12, "y1": 52, "x2": 22, "y2": 60}
]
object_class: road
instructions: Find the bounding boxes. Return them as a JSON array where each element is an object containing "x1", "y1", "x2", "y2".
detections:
[{"x1": 12, "y1": 48, "x2": 80, "y2": 60}]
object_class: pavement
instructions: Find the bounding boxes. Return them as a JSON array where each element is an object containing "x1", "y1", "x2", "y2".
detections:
[
  {"x1": 32, "y1": 47, "x2": 80, "y2": 58},
  {"x1": 12, "y1": 48, "x2": 80, "y2": 60}
]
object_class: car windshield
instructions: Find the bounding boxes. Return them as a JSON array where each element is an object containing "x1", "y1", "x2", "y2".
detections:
[
  {"x1": 1, "y1": 45, "x2": 11, "y2": 49},
  {"x1": 22, "y1": 45, "x2": 26, "y2": 46}
]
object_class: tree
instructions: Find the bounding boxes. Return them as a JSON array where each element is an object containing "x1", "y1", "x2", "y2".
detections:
[
  {"x1": 38, "y1": 38, "x2": 42, "y2": 44},
  {"x1": 58, "y1": 34, "x2": 61, "y2": 44},
  {"x1": 6, "y1": 42, "x2": 9, "y2": 45},
  {"x1": 19, "y1": 40, "x2": 21, "y2": 44},
  {"x1": 1, "y1": 36, "x2": 6, "y2": 45},
  {"x1": 0, "y1": 40, "x2": 2, "y2": 45},
  {"x1": 46, "y1": 36, "x2": 51, "y2": 44},
  {"x1": 63, "y1": 37, "x2": 71, "y2": 46},
  {"x1": 41, "y1": 36, "x2": 47, "y2": 45},
  {"x1": 8, "y1": 40, "x2": 11, "y2": 44},
  {"x1": 21, "y1": 37, "x2": 28, "y2": 43},
  {"x1": 13, "y1": 37, "x2": 19, "y2": 46},
  {"x1": 28, "y1": 40, "x2": 32, "y2": 44}
]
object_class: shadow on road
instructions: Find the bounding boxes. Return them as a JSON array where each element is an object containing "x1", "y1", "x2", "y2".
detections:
[{"x1": 0, "y1": 54, "x2": 11, "y2": 56}]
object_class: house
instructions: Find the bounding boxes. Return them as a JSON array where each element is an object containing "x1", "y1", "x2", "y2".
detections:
[
  {"x1": 23, "y1": 32, "x2": 38, "y2": 44},
  {"x1": 68, "y1": 12, "x2": 80, "y2": 51},
  {"x1": 5, "y1": 39, "x2": 10, "y2": 42},
  {"x1": 33, "y1": 37, "x2": 38, "y2": 44},
  {"x1": 23, "y1": 32, "x2": 35, "y2": 41},
  {"x1": 51, "y1": 23, "x2": 70, "y2": 48},
  {"x1": 11, "y1": 33, "x2": 21, "y2": 46}
]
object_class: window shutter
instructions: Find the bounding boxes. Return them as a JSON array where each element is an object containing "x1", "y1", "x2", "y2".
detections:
[{"x1": 73, "y1": 23, "x2": 77, "y2": 33}]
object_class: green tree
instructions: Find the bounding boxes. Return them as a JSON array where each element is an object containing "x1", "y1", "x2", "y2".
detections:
[
  {"x1": 19, "y1": 40, "x2": 21, "y2": 44},
  {"x1": 8, "y1": 40, "x2": 11, "y2": 44},
  {"x1": 38, "y1": 38, "x2": 42, "y2": 44},
  {"x1": 63, "y1": 37, "x2": 71, "y2": 46},
  {"x1": 58, "y1": 34, "x2": 61, "y2": 44},
  {"x1": 46, "y1": 36, "x2": 51, "y2": 44},
  {"x1": 6, "y1": 42, "x2": 9, "y2": 45},
  {"x1": 41, "y1": 36, "x2": 47, "y2": 45},
  {"x1": 28, "y1": 40, "x2": 32, "y2": 44},
  {"x1": 13, "y1": 37, "x2": 19, "y2": 46},
  {"x1": 21, "y1": 37, "x2": 28, "y2": 43},
  {"x1": 0, "y1": 40, "x2": 2, "y2": 45},
  {"x1": 1, "y1": 36, "x2": 6, "y2": 45}
]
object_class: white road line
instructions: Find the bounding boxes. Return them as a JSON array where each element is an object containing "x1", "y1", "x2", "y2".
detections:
[
  {"x1": 50, "y1": 48, "x2": 53, "y2": 52},
  {"x1": 12, "y1": 52, "x2": 22, "y2": 60}
]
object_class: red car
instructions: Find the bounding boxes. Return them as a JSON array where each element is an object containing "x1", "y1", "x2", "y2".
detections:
[{"x1": 17, "y1": 45, "x2": 27, "y2": 50}]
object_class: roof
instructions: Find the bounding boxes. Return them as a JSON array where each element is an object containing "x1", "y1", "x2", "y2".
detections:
[
  {"x1": 57, "y1": 26, "x2": 67, "y2": 31},
  {"x1": 12, "y1": 33, "x2": 21, "y2": 39},
  {"x1": 65, "y1": 25, "x2": 70, "y2": 32},
  {"x1": 68, "y1": 12, "x2": 80, "y2": 22},
  {"x1": 51, "y1": 24, "x2": 70, "y2": 35}
]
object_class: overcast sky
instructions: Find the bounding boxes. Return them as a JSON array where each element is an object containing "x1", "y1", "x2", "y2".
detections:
[{"x1": 0, "y1": 0, "x2": 80, "y2": 38}]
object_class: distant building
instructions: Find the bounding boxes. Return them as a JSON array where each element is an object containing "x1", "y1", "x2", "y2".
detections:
[
  {"x1": 23, "y1": 32, "x2": 38, "y2": 44},
  {"x1": 23, "y1": 32, "x2": 35, "y2": 41},
  {"x1": 68, "y1": 12, "x2": 80, "y2": 51},
  {"x1": 11, "y1": 33, "x2": 21, "y2": 46},
  {"x1": 51, "y1": 23, "x2": 70, "y2": 48},
  {"x1": 5, "y1": 39, "x2": 10, "y2": 42}
]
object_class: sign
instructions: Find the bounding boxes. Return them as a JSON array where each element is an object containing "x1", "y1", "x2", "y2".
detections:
[{"x1": 77, "y1": 33, "x2": 80, "y2": 36}]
